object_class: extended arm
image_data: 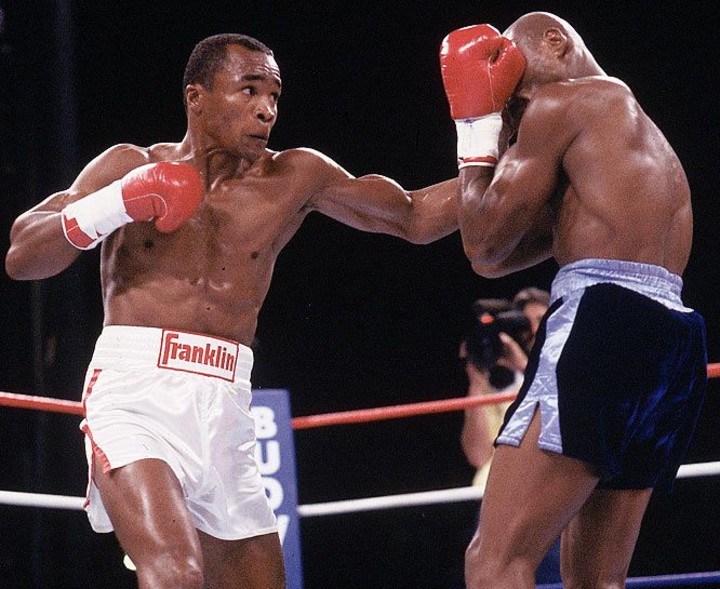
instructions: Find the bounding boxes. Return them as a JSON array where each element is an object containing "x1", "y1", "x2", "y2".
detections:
[{"x1": 302, "y1": 149, "x2": 458, "y2": 244}]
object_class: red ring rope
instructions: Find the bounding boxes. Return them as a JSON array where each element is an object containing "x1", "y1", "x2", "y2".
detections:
[{"x1": 2, "y1": 362, "x2": 719, "y2": 429}]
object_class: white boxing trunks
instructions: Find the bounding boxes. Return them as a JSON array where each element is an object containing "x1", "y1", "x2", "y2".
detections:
[{"x1": 80, "y1": 325, "x2": 278, "y2": 540}]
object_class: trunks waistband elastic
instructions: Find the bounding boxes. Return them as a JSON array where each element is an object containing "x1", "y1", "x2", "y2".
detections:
[
  {"x1": 91, "y1": 325, "x2": 253, "y2": 383},
  {"x1": 551, "y1": 259, "x2": 691, "y2": 312}
]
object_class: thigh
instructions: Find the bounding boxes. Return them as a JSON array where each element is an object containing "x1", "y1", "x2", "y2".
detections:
[
  {"x1": 200, "y1": 530, "x2": 286, "y2": 589},
  {"x1": 92, "y1": 458, "x2": 202, "y2": 570},
  {"x1": 474, "y1": 410, "x2": 600, "y2": 569},
  {"x1": 561, "y1": 487, "x2": 652, "y2": 586}
]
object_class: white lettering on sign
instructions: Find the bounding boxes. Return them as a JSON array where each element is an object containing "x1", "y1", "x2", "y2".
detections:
[
  {"x1": 252, "y1": 404, "x2": 289, "y2": 545},
  {"x1": 256, "y1": 440, "x2": 281, "y2": 475},
  {"x1": 254, "y1": 406, "x2": 278, "y2": 439}
]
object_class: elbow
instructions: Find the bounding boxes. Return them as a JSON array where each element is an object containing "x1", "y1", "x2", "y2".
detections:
[
  {"x1": 5, "y1": 248, "x2": 36, "y2": 281},
  {"x1": 401, "y1": 203, "x2": 457, "y2": 245},
  {"x1": 5, "y1": 246, "x2": 25, "y2": 280},
  {"x1": 5, "y1": 245, "x2": 55, "y2": 281},
  {"x1": 463, "y1": 241, "x2": 509, "y2": 278},
  {"x1": 6, "y1": 221, "x2": 35, "y2": 280},
  {"x1": 405, "y1": 231, "x2": 434, "y2": 246},
  {"x1": 470, "y1": 259, "x2": 512, "y2": 278},
  {"x1": 400, "y1": 223, "x2": 442, "y2": 245}
]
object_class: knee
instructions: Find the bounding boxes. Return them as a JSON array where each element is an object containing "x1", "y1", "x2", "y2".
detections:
[
  {"x1": 136, "y1": 554, "x2": 204, "y2": 589},
  {"x1": 464, "y1": 548, "x2": 493, "y2": 589},
  {"x1": 465, "y1": 539, "x2": 536, "y2": 589},
  {"x1": 464, "y1": 543, "x2": 516, "y2": 589}
]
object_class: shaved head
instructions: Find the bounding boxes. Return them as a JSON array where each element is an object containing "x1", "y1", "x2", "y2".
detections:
[
  {"x1": 503, "y1": 12, "x2": 603, "y2": 87},
  {"x1": 504, "y1": 12, "x2": 580, "y2": 46}
]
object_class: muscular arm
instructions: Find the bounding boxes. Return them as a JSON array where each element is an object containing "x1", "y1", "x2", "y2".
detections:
[
  {"x1": 458, "y1": 89, "x2": 575, "y2": 274},
  {"x1": 468, "y1": 197, "x2": 555, "y2": 277},
  {"x1": 6, "y1": 144, "x2": 149, "y2": 280},
  {"x1": 302, "y1": 149, "x2": 457, "y2": 244}
]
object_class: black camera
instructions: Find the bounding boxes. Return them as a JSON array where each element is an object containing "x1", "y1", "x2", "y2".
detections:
[{"x1": 464, "y1": 298, "x2": 531, "y2": 389}]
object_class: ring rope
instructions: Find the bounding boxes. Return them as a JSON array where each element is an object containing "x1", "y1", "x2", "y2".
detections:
[
  {"x1": 291, "y1": 390, "x2": 517, "y2": 429},
  {"x1": 2, "y1": 366, "x2": 719, "y2": 587},
  {"x1": 0, "y1": 391, "x2": 84, "y2": 415},
  {"x1": 1, "y1": 361, "x2": 719, "y2": 428},
  {"x1": 0, "y1": 490, "x2": 84, "y2": 511},
  {"x1": 0, "y1": 389, "x2": 523, "y2": 425},
  {"x1": 2, "y1": 460, "x2": 719, "y2": 515},
  {"x1": 537, "y1": 570, "x2": 720, "y2": 588},
  {"x1": 296, "y1": 460, "x2": 720, "y2": 516},
  {"x1": 1, "y1": 493, "x2": 717, "y2": 588}
]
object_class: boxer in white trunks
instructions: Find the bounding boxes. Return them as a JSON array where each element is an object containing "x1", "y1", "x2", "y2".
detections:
[{"x1": 6, "y1": 34, "x2": 458, "y2": 589}]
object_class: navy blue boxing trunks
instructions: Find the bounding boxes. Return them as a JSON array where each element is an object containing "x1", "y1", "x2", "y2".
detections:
[{"x1": 496, "y1": 259, "x2": 707, "y2": 490}]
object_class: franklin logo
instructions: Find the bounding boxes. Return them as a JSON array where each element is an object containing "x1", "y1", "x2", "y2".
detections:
[{"x1": 158, "y1": 330, "x2": 238, "y2": 381}]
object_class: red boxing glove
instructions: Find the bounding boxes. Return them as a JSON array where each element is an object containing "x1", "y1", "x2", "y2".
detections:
[
  {"x1": 121, "y1": 162, "x2": 204, "y2": 232},
  {"x1": 440, "y1": 24, "x2": 526, "y2": 120},
  {"x1": 440, "y1": 24, "x2": 526, "y2": 167},
  {"x1": 62, "y1": 162, "x2": 204, "y2": 249}
]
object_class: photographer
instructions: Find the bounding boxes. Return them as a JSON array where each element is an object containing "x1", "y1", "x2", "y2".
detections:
[
  {"x1": 460, "y1": 287, "x2": 549, "y2": 487},
  {"x1": 458, "y1": 287, "x2": 559, "y2": 584}
]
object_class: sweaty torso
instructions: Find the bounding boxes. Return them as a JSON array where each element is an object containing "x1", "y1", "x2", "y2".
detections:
[
  {"x1": 101, "y1": 145, "x2": 320, "y2": 346},
  {"x1": 546, "y1": 78, "x2": 692, "y2": 274}
]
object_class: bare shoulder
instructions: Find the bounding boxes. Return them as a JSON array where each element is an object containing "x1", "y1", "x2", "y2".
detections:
[
  {"x1": 260, "y1": 147, "x2": 356, "y2": 210},
  {"x1": 269, "y1": 146, "x2": 347, "y2": 174},
  {"x1": 82, "y1": 143, "x2": 152, "y2": 178},
  {"x1": 146, "y1": 141, "x2": 184, "y2": 163},
  {"x1": 519, "y1": 76, "x2": 635, "y2": 148},
  {"x1": 534, "y1": 76, "x2": 634, "y2": 121},
  {"x1": 266, "y1": 147, "x2": 352, "y2": 189},
  {"x1": 97, "y1": 143, "x2": 152, "y2": 167}
]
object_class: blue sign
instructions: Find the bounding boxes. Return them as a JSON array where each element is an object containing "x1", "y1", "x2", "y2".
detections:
[{"x1": 252, "y1": 389, "x2": 303, "y2": 589}]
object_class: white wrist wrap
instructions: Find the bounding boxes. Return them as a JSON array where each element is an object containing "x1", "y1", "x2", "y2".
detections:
[
  {"x1": 61, "y1": 180, "x2": 133, "y2": 250},
  {"x1": 454, "y1": 112, "x2": 503, "y2": 168}
]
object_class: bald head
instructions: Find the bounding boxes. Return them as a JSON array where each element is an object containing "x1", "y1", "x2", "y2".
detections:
[
  {"x1": 505, "y1": 12, "x2": 579, "y2": 46},
  {"x1": 504, "y1": 12, "x2": 603, "y2": 85}
]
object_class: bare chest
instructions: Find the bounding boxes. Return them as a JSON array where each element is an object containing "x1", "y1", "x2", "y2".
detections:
[{"x1": 108, "y1": 184, "x2": 293, "y2": 281}]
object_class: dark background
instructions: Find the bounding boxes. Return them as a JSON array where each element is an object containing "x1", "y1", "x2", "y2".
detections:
[{"x1": 1, "y1": 1, "x2": 719, "y2": 588}]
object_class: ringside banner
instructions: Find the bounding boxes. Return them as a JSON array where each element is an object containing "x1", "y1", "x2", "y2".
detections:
[{"x1": 252, "y1": 389, "x2": 303, "y2": 589}]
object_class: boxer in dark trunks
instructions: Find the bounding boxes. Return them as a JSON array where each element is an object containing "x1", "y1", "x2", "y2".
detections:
[{"x1": 440, "y1": 12, "x2": 707, "y2": 589}]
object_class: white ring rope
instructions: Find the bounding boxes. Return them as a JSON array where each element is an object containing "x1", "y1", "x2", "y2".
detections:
[
  {"x1": 2, "y1": 460, "x2": 719, "y2": 516},
  {"x1": 297, "y1": 460, "x2": 720, "y2": 517},
  {"x1": 0, "y1": 490, "x2": 84, "y2": 510}
]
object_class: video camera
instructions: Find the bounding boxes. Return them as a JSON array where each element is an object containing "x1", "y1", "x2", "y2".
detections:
[{"x1": 464, "y1": 298, "x2": 531, "y2": 389}]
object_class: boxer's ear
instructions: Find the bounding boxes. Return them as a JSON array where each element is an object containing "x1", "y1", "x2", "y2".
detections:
[
  {"x1": 185, "y1": 84, "x2": 203, "y2": 113},
  {"x1": 544, "y1": 27, "x2": 570, "y2": 58}
]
